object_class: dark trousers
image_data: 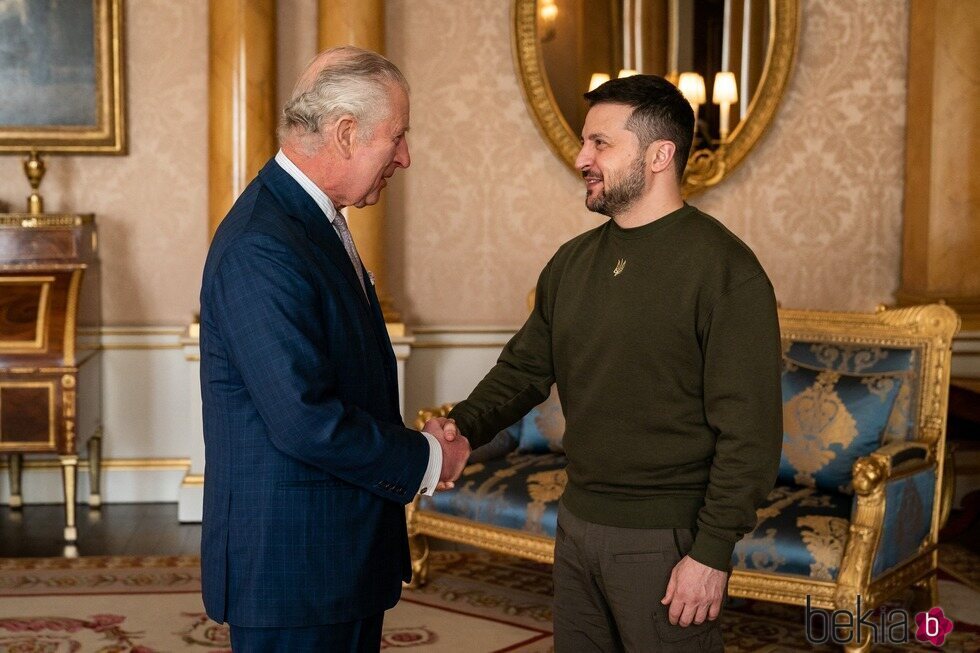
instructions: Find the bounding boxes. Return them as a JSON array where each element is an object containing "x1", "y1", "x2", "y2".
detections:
[
  {"x1": 553, "y1": 503, "x2": 725, "y2": 652},
  {"x1": 229, "y1": 613, "x2": 384, "y2": 653}
]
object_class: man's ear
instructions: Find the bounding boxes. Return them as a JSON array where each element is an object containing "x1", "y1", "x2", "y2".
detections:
[
  {"x1": 647, "y1": 140, "x2": 677, "y2": 175},
  {"x1": 334, "y1": 116, "x2": 357, "y2": 159}
]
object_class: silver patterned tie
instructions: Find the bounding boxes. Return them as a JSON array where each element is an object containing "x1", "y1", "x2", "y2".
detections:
[{"x1": 332, "y1": 212, "x2": 368, "y2": 298}]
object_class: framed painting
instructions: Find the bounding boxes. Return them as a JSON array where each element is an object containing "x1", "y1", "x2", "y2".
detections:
[{"x1": 0, "y1": 0, "x2": 125, "y2": 153}]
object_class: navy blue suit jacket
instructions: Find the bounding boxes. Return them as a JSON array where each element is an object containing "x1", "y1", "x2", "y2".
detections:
[{"x1": 199, "y1": 158, "x2": 429, "y2": 627}]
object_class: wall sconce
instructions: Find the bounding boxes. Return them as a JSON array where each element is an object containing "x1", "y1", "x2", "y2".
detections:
[
  {"x1": 712, "y1": 72, "x2": 738, "y2": 140},
  {"x1": 677, "y1": 72, "x2": 706, "y2": 117},
  {"x1": 539, "y1": 0, "x2": 558, "y2": 42},
  {"x1": 589, "y1": 72, "x2": 611, "y2": 91}
]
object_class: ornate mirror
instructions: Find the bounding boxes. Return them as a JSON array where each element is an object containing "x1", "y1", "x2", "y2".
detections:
[{"x1": 513, "y1": 0, "x2": 799, "y2": 195}]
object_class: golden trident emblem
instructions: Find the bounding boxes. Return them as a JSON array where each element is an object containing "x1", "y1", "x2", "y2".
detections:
[{"x1": 613, "y1": 259, "x2": 626, "y2": 276}]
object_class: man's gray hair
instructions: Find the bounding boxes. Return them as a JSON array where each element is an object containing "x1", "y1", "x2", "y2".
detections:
[{"x1": 278, "y1": 46, "x2": 408, "y2": 150}]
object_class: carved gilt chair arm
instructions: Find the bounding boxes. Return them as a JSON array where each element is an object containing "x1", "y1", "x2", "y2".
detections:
[
  {"x1": 413, "y1": 403, "x2": 456, "y2": 430},
  {"x1": 852, "y1": 441, "x2": 932, "y2": 496}
]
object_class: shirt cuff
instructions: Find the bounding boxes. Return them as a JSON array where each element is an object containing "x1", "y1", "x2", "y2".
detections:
[{"x1": 418, "y1": 431, "x2": 443, "y2": 496}]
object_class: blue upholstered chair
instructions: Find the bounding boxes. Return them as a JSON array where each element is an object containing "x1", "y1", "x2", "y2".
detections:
[{"x1": 406, "y1": 305, "x2": 959, "y2": 653}]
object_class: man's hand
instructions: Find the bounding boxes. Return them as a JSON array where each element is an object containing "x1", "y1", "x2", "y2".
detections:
[
  {"x1": 423, "y1": 418, "x2": 470, "y2": 490},
  {"x1": 660, "y1": 555, "x2": 728, "y2": 626}
]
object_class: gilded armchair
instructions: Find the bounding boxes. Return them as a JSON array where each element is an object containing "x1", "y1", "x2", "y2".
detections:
[{"x1": 405, "y1": 305, "x2": 959, "y2": 653}]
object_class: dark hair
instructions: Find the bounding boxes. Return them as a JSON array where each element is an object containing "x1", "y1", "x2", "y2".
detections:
[{"x1": 584, "y1": 75, "x2": 694, "y2": 183}]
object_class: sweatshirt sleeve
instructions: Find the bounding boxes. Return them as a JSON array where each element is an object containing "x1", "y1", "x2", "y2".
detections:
[
  {"x1": 448, "y1": 259, "x2": 557, "y2": 448},
  {"x1": 690, "y1": 272, "x2": 783, "y2": 571}
]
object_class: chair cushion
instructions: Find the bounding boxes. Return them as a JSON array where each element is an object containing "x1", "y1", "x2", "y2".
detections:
[
  {"x1": 516, "y1": 385, "x2": 565, "y2": 453},
  {"x1": 420, "y1": 451, "x2": 567, "y2": 538},
  {"x1": 783, "y1": 341, "x2": 919, "y2": 444},
  {"x1": 732, "y1": 485, "x2": 853, "y2": 580},
  {"x1": 778, "y1": 364, "x2": 904, "y2": 494}
]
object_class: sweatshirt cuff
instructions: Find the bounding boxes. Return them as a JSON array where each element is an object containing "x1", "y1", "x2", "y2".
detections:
[{"x1": 689, "y1": 529, "x2": 736, "y2": 572}]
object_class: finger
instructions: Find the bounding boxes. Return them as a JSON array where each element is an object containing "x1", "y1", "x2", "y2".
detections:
[
  {"x1": 693, "y1": 603, "x2": 709, "y2": 625},
  {"x1": 708, "y1": 599, "x2": 722, "y2": 621},
  {"x1": 678, "y1": 601, "x2": 698, "y2": 627},
  {"x1": 436, "y1": 481, "x2": 454, "y2": 491},
  {"x1": 661, "y1": 572, "x2": 676, "y2": 605},
  {"x1": 443, "y1": 419, "x2": 458, "y2": 442},
  {"x1": 668, "y1": 597, "x2": 684, "y2": 625}
]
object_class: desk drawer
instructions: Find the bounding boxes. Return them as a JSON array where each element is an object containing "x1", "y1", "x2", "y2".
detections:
[{"x1": 0, "y1": 372, "x2": 73, "y2": 453}]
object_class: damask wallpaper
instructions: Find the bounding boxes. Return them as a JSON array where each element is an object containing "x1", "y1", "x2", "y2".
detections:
[
  {"x1": 386, "y1": 0, "x2": 909, "y2": 326},
  {"x1": 0, "y1": 0, "x2": 208, "y2": 326}
]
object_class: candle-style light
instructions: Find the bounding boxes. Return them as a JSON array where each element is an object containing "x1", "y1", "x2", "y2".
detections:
[
  {"x1": 677, "y1": 72, "x2": 706, "y2": 117},
  {"x1": 618, "y1": 68, "x2": 639, "y2": 78},
  {"x1": 589, "y1": 72, "x2": 611, "y2": 92},
  {"x1": 712, "y1": 72, "x2": 739, "y2": 141}
]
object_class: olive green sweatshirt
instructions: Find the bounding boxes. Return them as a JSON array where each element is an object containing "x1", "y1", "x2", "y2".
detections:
[{"x1": 448, "y1": 204, "x2": 783, "y2": 572}]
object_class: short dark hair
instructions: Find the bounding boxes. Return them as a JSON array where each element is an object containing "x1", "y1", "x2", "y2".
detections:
[{"x1": 584, "y1": 75, "x2": 694, "y2": 183}]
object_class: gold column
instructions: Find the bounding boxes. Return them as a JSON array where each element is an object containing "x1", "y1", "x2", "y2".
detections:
[
  {"x1": 897, "y1": 0, "x2": 980, "y2": 330},
  {"x1": 318, "y1": 0, "x2": 403, "y2": 331},
  {"x1": 208, "y1": 0, "x2": 278, "y2": 236}
]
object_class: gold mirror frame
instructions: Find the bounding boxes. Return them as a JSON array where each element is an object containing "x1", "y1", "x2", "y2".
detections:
[{"x1": 512, "y1": 0, "x2": 800, "y2": 196}]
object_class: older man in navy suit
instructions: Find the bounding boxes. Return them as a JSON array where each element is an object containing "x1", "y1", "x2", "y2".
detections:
[{"x1": 199, "y1": 47, "x2": 471, "y2": 652}]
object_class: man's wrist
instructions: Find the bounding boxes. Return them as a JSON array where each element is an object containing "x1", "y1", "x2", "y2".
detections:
[
  {"x1": 418, "y1": 431, "x2": 442, "y2": 496},
  {"x1": 688, "y1": 529, "x2": 736, "y2": 572}
]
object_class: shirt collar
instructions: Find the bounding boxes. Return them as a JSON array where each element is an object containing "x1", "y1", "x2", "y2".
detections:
[{"x1": 274, "y1": 149, "x2": 338, "y2": 224}]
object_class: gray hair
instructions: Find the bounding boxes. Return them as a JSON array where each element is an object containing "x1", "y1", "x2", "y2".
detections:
[{"x1": 278, "y1": 46, "x2": 408, "y2": 151}]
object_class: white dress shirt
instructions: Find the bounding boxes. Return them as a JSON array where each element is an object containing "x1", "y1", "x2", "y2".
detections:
[{"x1": 275, "y1": 149, "x2": 442, "y2": 496}]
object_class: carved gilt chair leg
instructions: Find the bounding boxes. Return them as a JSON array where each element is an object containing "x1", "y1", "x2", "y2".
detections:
[
  {"x1": 7, "y1": 454, "x2": 23, "y2": 510},
  {"x1": 911, "y1": 572, "x2": 939, "y2": 613},
  {"x1": 87, "y1": 427, "x2": 103, "y2": 508},
  {"x1": 60, "y1": 455, "x2": 79, "y2": 546},
  {"x1": 406, "y1": 532, "x2": 431, "y2": 589}
]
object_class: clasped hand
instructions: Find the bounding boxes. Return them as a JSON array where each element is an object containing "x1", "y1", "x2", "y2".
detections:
[{"x1": 422, "y1": 417, "x2": 470, "y2": 491}]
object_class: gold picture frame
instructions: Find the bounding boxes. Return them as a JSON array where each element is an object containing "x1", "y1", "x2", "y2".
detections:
[{"x1": 0, "y1": 0, "x2": 125, "y2": 154}]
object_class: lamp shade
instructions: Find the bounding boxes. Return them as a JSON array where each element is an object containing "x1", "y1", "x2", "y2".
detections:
[
  {"x1": 713, "y1": 72, "x2": 738, "y2": 105},
  {"x1": 588, "y1": 73, "x2": 611, "y2": 91},
  {"x1": 677, "y1": 72, "x2": 706, "y2": 105},
  {"x1": 617, "y1": 68, "x2": 639, "y2": 78}
]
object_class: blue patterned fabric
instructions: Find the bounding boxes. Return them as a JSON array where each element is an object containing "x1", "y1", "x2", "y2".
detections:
[
  {"x1": 778, "y1": 365, "x2": 904, "y2": 494},
  {"x1": 872, "y1": 468, "x2": 936, "y2": 578},
  {"x1": 421, "y1": 452, "x2": 568, "y2": 537},
  {"x1": 732, "y1": 485, "x2": 854, "y2": 580},
  {"x1": 784, "y1": 342, "x2": 919, "y2": 443},
  {"x1": 516, "y1": 385, "x2": 566, "y2": 453}
]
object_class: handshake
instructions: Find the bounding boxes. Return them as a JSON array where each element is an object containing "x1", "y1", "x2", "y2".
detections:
[{"x1": 423, "y1": 417, "x2": 470, "y2": 491}]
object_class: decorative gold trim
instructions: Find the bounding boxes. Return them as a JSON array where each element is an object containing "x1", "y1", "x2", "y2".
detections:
[
  {"x1": 411, "y1": 326, "x2": 521, "y2": 335},
  {"x1": 0, "y1": 381, "x2": 57, "y2": 449},
  {"x1": 0, "y1": 0, "x2": 125, "y2": 153},
  {"x1": 512, "y1": 0, "x2": 801, "y2": 196},
  {"x1": 64, "y1": 269, "x2": 83, "y2": 366},
  {"x1": 0, "y1": 214, "x2": 95, "y2": 228},
  {"x1": 181, "y1": 473, "x2": 205, "y2": 487},
  {"x1": 0, "y1": 276, "x2": 53, "y2": 352},
  {"x1": 0, "y1": 457, "x2": 191, "y2": 472},
  {"x1": 98, "y1": 343, "x2": 183, "y2": 351},
  {"x1": 416, "y1": 510, "x2": 556, "y2": 564}
]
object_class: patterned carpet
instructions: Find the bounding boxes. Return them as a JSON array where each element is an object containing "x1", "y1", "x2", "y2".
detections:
[{"x1": 0, "y1": 546, "x2": 978, "y2": 652}]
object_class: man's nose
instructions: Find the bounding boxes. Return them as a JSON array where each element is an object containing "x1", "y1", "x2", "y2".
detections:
[
  {"x1": 396, "y1": 136, "x2": 410, "y2": 169},
  {"x1": 574, "y1": 145, "x2": 591, "y2": 171}
]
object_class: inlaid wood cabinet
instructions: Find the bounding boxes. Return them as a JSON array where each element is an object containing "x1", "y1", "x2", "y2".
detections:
[{"x1": 1, "y1": 213, "x2": 102, "y2": 548}]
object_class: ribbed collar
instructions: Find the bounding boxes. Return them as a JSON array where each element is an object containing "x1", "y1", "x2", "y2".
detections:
[{"x1": 607, "y1": 203, "x2": 695, "y2": 240}]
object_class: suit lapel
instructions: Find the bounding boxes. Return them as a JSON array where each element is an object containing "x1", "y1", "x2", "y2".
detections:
[
  {"x1": 258, "y1": 160, "x2": 370, "y2": 312},
  {"x1": 257, "y1": 159, "x2": 399, "y2": 401}
]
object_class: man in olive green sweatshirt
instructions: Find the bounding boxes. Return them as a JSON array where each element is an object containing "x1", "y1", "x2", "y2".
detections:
[{"x1": 442, "y1": 75, "x2": 782, "y2": 651}]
